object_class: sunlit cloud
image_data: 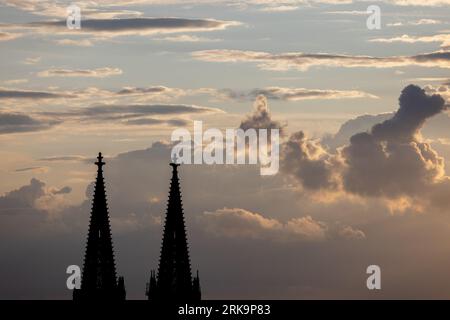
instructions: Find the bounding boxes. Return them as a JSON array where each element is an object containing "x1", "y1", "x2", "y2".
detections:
[{"x1": 192, "y1": 49, "x2": 450, "y2": 71}]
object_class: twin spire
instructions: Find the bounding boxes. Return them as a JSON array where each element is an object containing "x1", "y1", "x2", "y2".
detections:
[
  {"x1": 74, "y1": 152, "x2": 201, "y2": 301},
  {"x1": 146, "y1": 161, "x2": 201, "y2": 301}
]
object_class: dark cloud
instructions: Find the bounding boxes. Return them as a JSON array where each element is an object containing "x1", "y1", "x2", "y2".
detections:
[
  {"x1": 0, "y1": 88, "x2": 73, "y2": 99},
  {"x1": 37, "y1": 67, "x2": 122, "y2": 78},
  {"x1": 0, "y1": 178, "x2": 45, "y2": 214},
  {"x1": 44, "y1": 103, "x2": 222, "y2": 120},
  {"x1": 218, "y1": 87, "x2": 376, "y2": 101},
  {"x1": 0, "y1": 178, "x2": 72, "y2": 217},
  {"x1": 322, "y1": 113, "x2": 393, "y2": 150},
  {"x1": 281, "y1": 131, "x2": 339, "y2": 191},
  {"x1": 371, "y1": 85, "x2": 446, "y2": 142},
  {"x1": 281, "y1": 85, "x2": 449, "y2": 201},
  {"x1": 0, "y1": 112, "x2": 59, "y2": 134},
  {"x1": 21, "y1": 18, "x2": 239, "y2": 36},
  {"x1": 342, "y1": 85, "x2": 447, "y2": 198},
  {"x1": 52, "y1": 186, "x2": 72, "y2": 195},
  {"x1": 117, "y1": 86, "x2": 173, "y2": 95},
  {"x1": 125, "y1": 118, "x2": 189, "y2": 127},
  {"x1": 239, "y1": 95, "x2": 284, "y2": 133},
  {"x1": 14, "y1": 166, "x2": 48, "y2": 173}
]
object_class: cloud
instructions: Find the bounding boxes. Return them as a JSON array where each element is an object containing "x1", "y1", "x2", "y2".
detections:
[
  {"x1": 387, "y1": 19, "x2": 443, "y2": 27},
  {"x1": 281, "y1": 131, "x2": 339, "y2": 190},
  {"x1": 153, "y1": 35, "x2": 221, "y2": 42},
  {"x1": 116, "y1": 85, "x2": 185, "y2": 100},
  {"x1": 37, "y1": 67, "x2": 123, "y2": 78},
  {"x1": 14, "y1": 167, "x2": 49, "y2": 174},
  {"x1": 0, "y1": 32, "x2": 21, "y2": 41},
  {"x1": 200, "y1": 207, "x2": 364, "y2": 242},
  {"x1": 124, "y1": 118, "x2": 189, "y2": 126},
  {"x1": 370, "y1": 34, "x2": 450, "y2": 48},
  {"x1": 199, "y1": 207, "x2": 328, "y2": 241},
  {"x1": 9, "y1": 17, "x2": 240, "y2": 37},
  {"x1": 322, "y1": 109, "x2": 450, "y2": 151},
  {"x1": 341, "y1": 85, "x2": 447, "y2": 198},
  {"x1": 3, "y1": 79, "x2": 28, "y2": 85},
  {"x1": 259, "y1": 5, "x2": 300, "y2": 12},
  {"x1": 52, "y1": 186, "x2": 72, "y2": 195},
  {"x1": 324, "y1": 10, "x2": 369, "y2": 15},
  {"x1": 322, "y1": 113, "x2": 393, "y2": 150},
  {"x1": 192, "y1": 49, "x2": 450, "y2": 71},
  {"x1": 63, "y1": 103, "x2": 223, "y2": 119},
  {"x1": 38, "y1": 155, "x2": 88, "y2": 162},
  {"x1": 54, "y1": 39, "x2": 94, "y2": 47},
  {"x1": 219, "y1": 87, "x2": 378, "y2": 101},
  {"x1": 0, "y1": 112, "x2": 59, "y2": 134},
  {"x1": 239, "y1": 95, "x2": 284, "y2": 133},
  {"x1": 31, "y1": 103, "x2": 224, "y2": 128},
  {"x1": 388, "y1": 0, "x2": 450, "y2": 5},
  {"x1": 0, "y1": 178, "x2": 71, "y2": 215},
  {"x1": 280, "y1": 85, "x2": 450, "y2": 207},
  {"x1": 23, "y1": 57, "x2": 41, "y2": 65},
  {"x1": 0, "y1": 88, "x2": 74, "y2": 100},
  {"x1": 337, "y1": 226, "x2": 366, "y2": 240}
]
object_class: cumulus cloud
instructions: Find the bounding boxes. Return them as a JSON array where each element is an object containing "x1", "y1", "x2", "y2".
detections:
[
  {"x1": 200, "y1": 207, "x2": 364, "y2": 242},
  {"x1": 337, "y1": 225, "x2": 366, "y2": 240},
  {"x1": 322, "y1": 113, "x2": 393, "y2": 150},
  {"x1": 239, "y1": 95, "x2": 284, "y2": 132},
  {"x1": 37, "y1": 67, "x2": 123, "y2": 78},
  {"x1": 280, "y1": 85, "x2": 450, "y2": 207},
  {"x1": 281, "y1": 131, "x2": 339, "y2": 191},
  {"x1": 0, "y1": 112, "x2": 60, "y2": 134},
  {"x1": 0, "y1": 178, "x2": 71, "y2": 215},
  {"x1": 342, "y1": 85, "x2": 447, "y2": 198},
  {"x1": 192, "y1": 49, "x2": 450, "y2": 71}
]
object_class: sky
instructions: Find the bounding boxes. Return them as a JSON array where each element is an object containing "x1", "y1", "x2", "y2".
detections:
[{"x1": 0, "y1": 0, "x2": 450, "y2": 299}]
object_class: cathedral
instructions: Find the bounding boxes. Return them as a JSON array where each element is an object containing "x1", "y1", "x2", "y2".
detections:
[{"x1": 74, "y1": 153, "x2": 201, "y2": 301}]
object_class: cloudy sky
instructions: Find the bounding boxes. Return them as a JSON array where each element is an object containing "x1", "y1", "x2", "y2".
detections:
[{"x1": 0, "y1": 0, "x2": 450, "y2": 299}]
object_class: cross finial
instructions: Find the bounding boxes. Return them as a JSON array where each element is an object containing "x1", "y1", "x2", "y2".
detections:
[
  {"x1": 170, "y1": 152, "x2": 180, "y2": 168},
  {"x1": 95, "y1": 152, "x2": 105, "y2": 169}
]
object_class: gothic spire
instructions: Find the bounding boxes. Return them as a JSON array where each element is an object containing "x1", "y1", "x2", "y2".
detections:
[
  {"x1": 146, "y1": 161, "x2": 201, "y2": 301},
  {"x1": 73, "y1": 152, "x2": 126, "y2": 301}
]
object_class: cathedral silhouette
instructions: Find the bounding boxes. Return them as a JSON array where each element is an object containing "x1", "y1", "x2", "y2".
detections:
[{"x1": 74, "y1": 153, "x2": 201, "y2": 301}]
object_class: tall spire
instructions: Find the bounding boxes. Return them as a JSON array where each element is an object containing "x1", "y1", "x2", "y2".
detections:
[
  {"x1": 74, "y1": 152, "x2": 126, "y2": 301},
  {"x1": 146, "y1": 161, "x2": 201, "y2": 301}
]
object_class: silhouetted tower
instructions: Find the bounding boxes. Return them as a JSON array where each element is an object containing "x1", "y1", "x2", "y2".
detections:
[
  {"x1": 146, "y1": 161, "x2": 201, "y2": 301},
  {"x1": 73, "y1": 152, "x2": 126, "y2": 301}
]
